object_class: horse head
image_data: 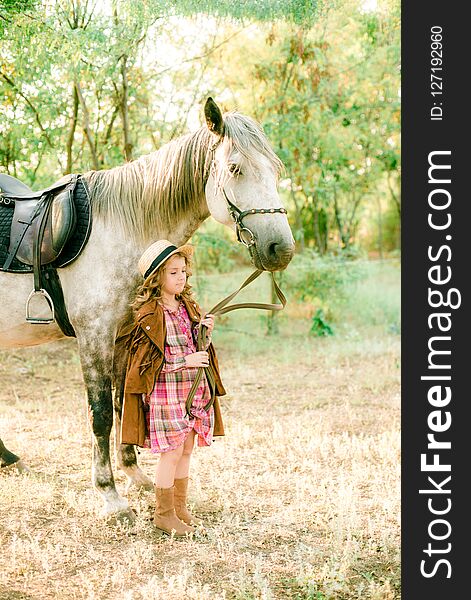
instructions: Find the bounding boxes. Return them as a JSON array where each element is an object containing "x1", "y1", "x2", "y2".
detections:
[{"x1": 203, "y1": 98, "x2": 295, "y2": 272}]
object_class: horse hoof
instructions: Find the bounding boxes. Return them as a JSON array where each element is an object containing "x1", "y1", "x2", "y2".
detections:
[
  {"x1": 105, "y1": 507, "x2": 137, "y2": 526},
  {"x1": 117, "y1": 507, "x2": 137, "y2": 525},
  {"x1": 14, "y1": 460, "x2": 31, "y2": 473},
  {"x1": 123, "y1": 467, "x2": 155, "y2": 493},
  {"x1": 1, "y1": 459, "x2": 30, "y2": 474},
  {"x1": 128, "y1": 479, "x2": 154, "y2": 493}
]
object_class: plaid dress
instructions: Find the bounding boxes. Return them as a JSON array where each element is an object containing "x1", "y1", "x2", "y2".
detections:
[{"x1": 144, "y1": 302, "x2": 214, "y2": 453}]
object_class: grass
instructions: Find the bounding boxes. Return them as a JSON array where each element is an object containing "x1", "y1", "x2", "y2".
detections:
[{"x1": 0, "y1": 260, "x2": 400, "y2": 599}]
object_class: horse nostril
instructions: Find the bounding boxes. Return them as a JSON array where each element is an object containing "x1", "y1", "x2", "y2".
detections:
[
  {"x1": 268, "y1": 242, "x2": 279, "y2": 258},
  {"x1": 266, "y1": 240, "x2": 295, "y2": 266}
]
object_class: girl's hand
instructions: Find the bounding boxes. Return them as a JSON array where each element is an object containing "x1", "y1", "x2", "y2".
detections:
[
  {"x1": 184, "y1": 351, "x2": 210, "y2": 368},
  {"x1": 200, "y1": 313, "x2": 215, "y2": 334}
]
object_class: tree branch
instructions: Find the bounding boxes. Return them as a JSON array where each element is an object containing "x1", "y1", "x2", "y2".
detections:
[
  {"x1": 0, "y1": 71, "x2": 55, "y2": 151},
  {"x1": 99, "y1": 103, "x2": 120, "y2": 166},
  {"x1": 152, "y1": 26, "x2": 252, "y2": 79}
]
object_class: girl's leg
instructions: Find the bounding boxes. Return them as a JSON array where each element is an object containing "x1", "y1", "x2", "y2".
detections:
[
  {"x1": 175, "y1": 430, "x2": 196, "y2": 479},
  {"x1": 155, "y1": 444, "x2": 184, "y2": 488},
  {"x1": 153, "y1": 443, "x2": 195, "y2": 536},
  {"x1": 173, "y1": 430, "x2": 203, "y2": 525}
]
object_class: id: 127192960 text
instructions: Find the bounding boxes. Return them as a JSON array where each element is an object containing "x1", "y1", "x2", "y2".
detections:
[{"x1": 430, "y1": 25, "x2": 444, "y2": 121}]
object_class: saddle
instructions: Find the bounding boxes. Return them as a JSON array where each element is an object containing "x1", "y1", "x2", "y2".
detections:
[
  {"x1": 0, "y1": 172, "x2": 92, "y2": 331},
  {"x1": 1, "y1": 173, "x2": 77, "y2": 268}
]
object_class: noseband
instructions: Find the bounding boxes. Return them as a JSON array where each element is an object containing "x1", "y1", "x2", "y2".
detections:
[{"x1": 222, "y1": 188, "x2": 287, "y2": 248}]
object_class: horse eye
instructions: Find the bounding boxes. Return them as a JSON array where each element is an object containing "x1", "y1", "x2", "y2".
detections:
[{"x1": 229, "y1": 163, "x2": 242, "y2": 176}]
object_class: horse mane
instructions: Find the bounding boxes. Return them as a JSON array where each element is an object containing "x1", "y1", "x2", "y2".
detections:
[
  {"x1": 85, "y1": 112, "x2": 283, "y2": 242},
  {"x1": 221, "y1": 111, "x2": 283, "y2": 178}
]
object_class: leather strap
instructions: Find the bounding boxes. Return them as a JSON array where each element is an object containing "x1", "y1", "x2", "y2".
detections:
[
  {"x1": 185, "y1": 269, "x2": 286, "y2": 414},
  {"x1": 33, "y1": 193, "x2": 54, "y2": 292},
  {"x1": 2, "y1": 198, "x2": 45, "y2": 271}
]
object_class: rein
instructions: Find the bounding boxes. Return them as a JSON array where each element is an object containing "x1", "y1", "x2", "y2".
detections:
[
  {"x1": 185, "y1": 269, "x2": 286, "y2": 415},
  {"x1": 184, "y1": 139, "x2": 289, "y2": 414}
]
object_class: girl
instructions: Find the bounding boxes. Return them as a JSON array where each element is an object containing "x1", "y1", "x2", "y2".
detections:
[{"x1": 121, "y1": 239, "x2": 226, "y2": 537}]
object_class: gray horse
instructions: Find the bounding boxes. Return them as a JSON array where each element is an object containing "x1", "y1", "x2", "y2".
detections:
[{"x1": 0, "y1": 98, "x2": 294, "y2": 520}]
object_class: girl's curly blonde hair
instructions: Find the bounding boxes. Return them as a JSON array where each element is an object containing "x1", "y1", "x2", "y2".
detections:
[{"x1": 131, "y1": 253, "x2": 195, "y2": 312}]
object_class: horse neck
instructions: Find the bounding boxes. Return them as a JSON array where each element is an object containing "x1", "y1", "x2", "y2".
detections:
[{"x1": 84, "y1": 128, "x2": 212, "y2": 246}]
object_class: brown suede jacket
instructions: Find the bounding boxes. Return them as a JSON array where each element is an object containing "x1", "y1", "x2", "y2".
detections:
[{"x1": 120, "y1": 296, "x2": 226, "y2": 447}]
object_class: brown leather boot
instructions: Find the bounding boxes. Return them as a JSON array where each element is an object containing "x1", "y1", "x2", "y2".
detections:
[
  {"x1": 174, "y1": 477, "x2": 203, "y2": 526},
  {"x1": 153, "y1": 485, "x2": 195, "y2": 537}
]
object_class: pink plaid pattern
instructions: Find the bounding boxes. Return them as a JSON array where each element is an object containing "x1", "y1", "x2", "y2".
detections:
[{"x1": 144, "y1": 302, "x2": 214, "y2": 453}]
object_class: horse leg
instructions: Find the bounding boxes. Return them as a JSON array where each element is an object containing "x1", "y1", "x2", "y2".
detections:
[
  {"x1": 112, "y1": 338, "x2": 153, "y2": 492},
  {"x1": 0, "y1": 437, "x2": 29, "y2": 472},
  {"x1": 77, "y1": 333, "x2": 135, "y2": 522}
]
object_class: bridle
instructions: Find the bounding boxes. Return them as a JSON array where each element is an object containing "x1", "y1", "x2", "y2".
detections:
[
  {"x1": 206, "y1": 141, "x2": 287, "y2": 249},
  {"x1": 222, "y1": 187, "x2": 287, "y2": 248}
]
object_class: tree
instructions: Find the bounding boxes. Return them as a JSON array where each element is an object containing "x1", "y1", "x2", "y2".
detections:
[{"x1": 210, "y1": 0, "x2": 400, "y2": 253}]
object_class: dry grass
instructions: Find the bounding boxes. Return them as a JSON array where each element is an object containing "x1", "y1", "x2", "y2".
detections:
[{"x1": 0, "y1": 325, "x2": 400, "y2": 599}]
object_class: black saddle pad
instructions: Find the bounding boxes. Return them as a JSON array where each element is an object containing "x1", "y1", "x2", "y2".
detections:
[{"x1": 0, "y1": 176, "x2": 92, "y2": 273}]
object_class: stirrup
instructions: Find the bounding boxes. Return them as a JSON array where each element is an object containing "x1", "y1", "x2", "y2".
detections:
[{"x1": 25, "y1": 289, "x2": 55, "y2": 324}]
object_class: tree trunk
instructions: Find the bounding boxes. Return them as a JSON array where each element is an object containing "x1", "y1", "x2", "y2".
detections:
[
  {"x1": 120, "y1": 55, "x2": 133, "y2": 161},
  {"x1": 345, "y1": 189, "x2": 362, "y2": 249},
  {"x1": 377, "y1": 195, "x2": 383, "y2": 259},
  {"x1": 311, "y1": 198, "x2": 328, "y2": 255},
  {"x1": 312, "y1": 208, "x2": 322, "y2": 253},
  {"x1": 266, "y1": 273, "x2": 281, "y2": 336},
  {"x1": 99, "y1": 104, "x2": 120, "y2": 167},
  {"x1": 387, "y1": 171, "x2": 401, "y2": 217},
  {"x1": 65, "y1": 84, "x2": 79, "y2": 174},
  {"x1": 291, "y1": 185, "x2": 305, "y2": 252},
  {"x1": 319, "y1": 207, "x2": 328, "y2": 254},
  {"x1": 75, "y1": 81, "x2": 100, "y2": 171},
  {"x1": 332, "y1": 184, "x2": 347, "y2": 247}
]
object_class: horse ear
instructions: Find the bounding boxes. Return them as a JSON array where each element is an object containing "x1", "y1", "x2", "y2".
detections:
[{"x1": 204, "y1": 97, "x2": 224, "y2": 136}]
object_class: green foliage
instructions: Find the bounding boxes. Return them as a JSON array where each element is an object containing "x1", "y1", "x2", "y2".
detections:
[
  {"x1": 310, "y1": 308, "x2": 334, "y2": 336},
  {"x1": 168, "y1": 0, "x2": 323, "y2": 25},
  {"x1": 277, "y1": 249, "x2": 390, "y2": 335},
  {"x1": 0, "y1": 0, "x2": 38, "y2": 14},
  {"x1": 338, "y1": 259, "x2": 400, "y2": 331},
  {"x1": 283, "y1": 249, "x2": 367, "y2": 305},
  {"x1": 192, "y1": 257, "x2": 399, "y2": 350},
  {"x1": 191, "y1": 227, "x2": 249, "y2": 272},
  {"x1": 0, "y1": 0, "x2": 401, "y2": 256},
  {"x1": 191, "y1": 233, "x2": 237, "y2": 272},
  {"x1": 247, "y1": 1, "x2": 400, "y2": 252}
]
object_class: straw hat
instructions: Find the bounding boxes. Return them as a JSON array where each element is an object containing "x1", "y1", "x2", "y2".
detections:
[{"x1": 138, "y1": 240, "x2": 194, "y2": 280}]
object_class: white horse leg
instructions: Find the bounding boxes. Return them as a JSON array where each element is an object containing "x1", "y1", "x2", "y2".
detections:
[
  {"x1": 112, "y1": 338, "x2": 153, "y2": 492},
  {"x1": 114, "y1": 414, "x2": 154, "y2": 493},
  {"x1": 77, "y1": 333, "x2": 135, "y2": 523}
]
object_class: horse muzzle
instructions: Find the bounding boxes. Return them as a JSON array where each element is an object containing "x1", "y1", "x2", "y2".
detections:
[{"x1": 250, "y1": 237, "x2": 295, "y2": 272}]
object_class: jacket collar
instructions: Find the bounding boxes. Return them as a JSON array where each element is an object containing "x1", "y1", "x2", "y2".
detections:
[
  {"x1": 181, "y1": 296, "x2": 202, "y2": 322},
  {"x1": 135, "y1": 298, "x2": 159, "y2": 321},
  {"x1": 134, "y1": 296, "x2": 201, "y2": 354},
  {"x1": 136, "y1": 296, "x2": 201, "y2": 323}
]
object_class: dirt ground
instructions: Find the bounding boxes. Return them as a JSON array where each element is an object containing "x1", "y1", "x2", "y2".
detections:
[{"x1": 0, "y1": 333, "x2": 400, "y2": 600}]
